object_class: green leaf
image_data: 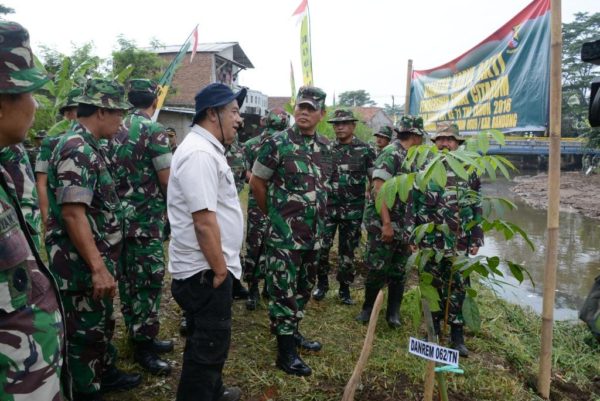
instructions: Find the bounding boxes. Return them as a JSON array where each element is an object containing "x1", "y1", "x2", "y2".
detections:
[
  {"x1": 508, "y1": 261, "x2": 525, "y2": 283},
  {"x1": 420, "y1": 272, "x2": 434, "y2": 285},
  {"x1": 477, "y1": 131, "x2": 490, "y2": 154},
  {"x1": 486, "y1": 256, "x2": 500, "y2": 270},
  {"x1": 482, "y1": 157, "x2": 497, "y2": 180},
  {"x1": 419, "y1": 283, "x2": 440, "y2": 312},
  {"x1": 416, "y1": 145, "x2": 432, "y2": 168},
  {"x1": 466, "y1": 287, "x2": 478, "y2": 298},
  {"x1": 506, "y1": 221, "x2": 535, "y2": 251},
  {"x1": 396, "y1": 173, "x2": 415, "y2": 203},
  {"x1": 463, "y1": 295, "x2": 481, "y2": 332},
  {"x1": 404, "y1": 288, "x2": 423, "y2": 327},
  {"x1": 485, "y1": 129, "x2": 506, "y2": 145},
  {"x1": 432, "y1": 160, "x2": 447, "y2": 188},
  {"x1": 445, "y1": 153, "x2": 469, "y2": 180}
]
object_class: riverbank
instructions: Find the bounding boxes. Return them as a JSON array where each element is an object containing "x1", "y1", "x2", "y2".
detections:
[{"x1": 512, "y1": 171, "x2": 600, "y2": 220}]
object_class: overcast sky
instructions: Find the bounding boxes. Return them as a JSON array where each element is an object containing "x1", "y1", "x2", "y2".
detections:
[{"x1": 6, "y1": 0, "x2": 599, "y2": 106}]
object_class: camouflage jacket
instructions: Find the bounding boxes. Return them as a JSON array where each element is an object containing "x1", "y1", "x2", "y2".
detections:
[
  {"x1": 252, "y1": 125, "x2": 331, "y2": 250},
  {"x1": 328, "y1": 136, "x2": 375, "y2": 220},
  {"x1": 35, "y1": 121, "x2": 76, "y2": 175},
  {"x1": 243, "y1": 129, "x2": 278, "y2": 209},
  {"x1": 225, "y1": 137, "x2": 247, "y2": 193},
  {"x1": 0, "y1": 170, "x2": 65, "y2": 401},
  {"x1": 107, "y1": 109, "x2": 172, "y2": 238},
  {"x1": 363, "y1": 140, "x2": 410, "y2": 239},
  {"x1": 46, "y1": 123, "x2": 124, "y2": 291},
  {"x1": 0, "y1": 144, "x2": 42, "y2": 250},
  {"x1": 406, "y1": 170, "x2": 484, "y2": 255}
]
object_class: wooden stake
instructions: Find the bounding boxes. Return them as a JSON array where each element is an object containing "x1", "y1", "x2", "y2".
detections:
[
  {"x1": 422, "y1": 300, "x2": 436, "y2": 401},
  {"x1": 538, "y1": 0, "x2": 562, "y2": 398},
  {"x1": 405, "y1": 59, "x2": 413, "y2": 116},
  {"x1": 341, "y1": 290, "x2": 385, "y2": 401}
]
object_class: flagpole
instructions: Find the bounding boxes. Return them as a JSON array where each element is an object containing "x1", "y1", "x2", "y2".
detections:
[
  {"x1": 307, "y1": 1, "x2": 314, "y2": 85},
  {"x1": 404, "y1": 59, "x2": 413, "y2": 116},
  {"x1": 538, "y1": 0, "x2": 561, "y2": 398},
  {"x1": 160, "y1": 24, "x2": 199, "y2": 84}
]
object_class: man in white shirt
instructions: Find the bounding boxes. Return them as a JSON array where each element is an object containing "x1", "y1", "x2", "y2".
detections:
[{"x1": 168, "y1": 83, "x2": 246, "y2": 401}]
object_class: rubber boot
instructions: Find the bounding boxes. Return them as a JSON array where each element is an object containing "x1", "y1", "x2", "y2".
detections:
[
  {"x1": 133, "y1": 340, "x2": 172, "y2": 376},
  {"x1": 386, "y1": 280, "x2": 405, "y2": 329},
  {"x1": 338, "y1": 283, "x2": 355, "y2": 305},
  {"x1": 245, "y1": 282, "x2": 259, "y2": 311},
  {"x1": 293, "y1": 331, "x2": 322, "y2": 352},
  {"x1": 312, "y1": 274, "x2": 329, "y2": 301},
  {"x1": 450, "y1": 324, "x2": 470, "y2": 357},
  {"x1": 355, "y1": 284, "x2": 380, "y2": 323},
  {"x1": 232, "y1": 277, "x2": 249, "y2": 299},
  {"x1": 276, "y1": 335, "x2": 312, "y2": 376}
]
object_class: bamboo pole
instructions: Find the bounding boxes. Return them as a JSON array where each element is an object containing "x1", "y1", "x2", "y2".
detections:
[
  {"x1": 341, "y1": 290, "x2": 385, "y2": 401},
  {"x1": 405, "y1": 59, "x2": 413, "y2": 116},
  {"x1": 537, "y1": 0, "x2": 562, "y2": 398}
]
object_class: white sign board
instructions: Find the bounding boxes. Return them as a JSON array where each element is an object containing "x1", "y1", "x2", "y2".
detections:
[{"x1": 408, "y1": 337, "x2": 459, "y2": 367}]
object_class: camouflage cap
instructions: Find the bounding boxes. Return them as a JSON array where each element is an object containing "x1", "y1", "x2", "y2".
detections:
[
  {"x1": 296, "y1": 86, "x2": 326, "y2": 110},
  {"x1": 265, "y1": 107, "x2": 289, "y2": 131},
  {"x1": 74, "y1": 78, "x2": 133, "y2": 110},
  {"x1": 0, "y1": 21, "x2": 49, "y2": 94},
  {"x1": 128, "y1": 78, "x2": 158, "y2": 95},
  {"x1": 431, "y1": 121, "x2": 466, "y2": 143},
  {"x1": 59, "y1": 86, "x2": 83, "y2": 113},
  {"x1": 374, "y1": 125, "x2": 394, "y2": 140},
  {"x1": 165, "y1": 127, "x2": 176, "y2": 136},
  {"x1": 328, "y1": 108, "x2": 358, "y2": 123},
  {"x1": 396, "y1": 115, "x2": 427, "y2": 136}
]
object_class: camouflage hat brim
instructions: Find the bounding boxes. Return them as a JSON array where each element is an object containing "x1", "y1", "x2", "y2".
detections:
[
  {"x1": 328, "y1": 116, "x2": 358, "y2": 123},
  {"x1": 431, "y1": 132, "x2": 465, "y2": 143},
  {"x1": 73, "y1": 94, "x2": 133, "y2": 110},
  {"x1": 0, "y1": 66, "x2": 49, "y2": 94},
  {"x1": 297, "y1": 98, "x2": 321, "y2": 110},
  {"x1": 394, "y1": 127, "x2": 428, "y2": 137}
]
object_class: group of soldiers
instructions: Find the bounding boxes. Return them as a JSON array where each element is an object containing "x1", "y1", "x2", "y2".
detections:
[{"x1": 0, "y1": 19, "x2": 484, "y2": 401}]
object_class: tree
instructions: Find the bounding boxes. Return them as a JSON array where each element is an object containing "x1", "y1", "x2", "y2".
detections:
[
  {"x1": 383, "y1": 100, "x2": 404, "y2": 125},
  {"x1": 0, "y1": 4, "x2": 14, "y2": 15},
  {"x1": 338, "y1": 90, "x2": 376, "y2": 107},
  {"x1": 111, "y1": 35, "x2": 164, "y2": 80},
  {"x1": 561, "y1": 12, "x2": 600, "y2": 143}
]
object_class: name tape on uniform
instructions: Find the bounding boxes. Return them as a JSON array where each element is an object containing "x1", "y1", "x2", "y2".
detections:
[{"x1": 408, "y1": 337, "x2": 459, "y2": 367}]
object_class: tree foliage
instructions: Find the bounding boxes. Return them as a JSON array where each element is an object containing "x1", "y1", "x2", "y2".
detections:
[
  {"x1": 561, "y1": 12, "x2": 600, "y2": 143},
  {"x1": 338, "y1": 90, "x2": 376, "y2": 107},
  {"x1": 111, "y1": 35, "x2": 164, "y2": 80},
  {"x1": 0, "y1": 4, "x2": 14, "y2": 14},
  {"x1": 383, "y1": 101, "x2": 403, "y2": 125}
]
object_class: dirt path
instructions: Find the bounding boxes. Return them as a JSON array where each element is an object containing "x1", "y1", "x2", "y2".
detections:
[{"x1": 511, "y1": 171, "x2": 600, "y2": 220}]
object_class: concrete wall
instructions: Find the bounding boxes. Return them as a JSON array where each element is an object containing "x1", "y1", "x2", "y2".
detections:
[{"x1": 157, "y1": 110, "x2": 194, "y2": 145}]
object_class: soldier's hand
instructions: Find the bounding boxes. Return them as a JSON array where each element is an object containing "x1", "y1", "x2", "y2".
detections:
[
  {"x1": 213, "y1": 270, "x2": 228, "y2": 288},
  {"x1": 91, "y1": 266, "x2": 116, "y2": 300},
  {"x1": 409, "y1": 244, "x2": 418, "y2": 253},
  {"x1": 469, "y1": 246, "x2": 479, "y2": 256},
  {"x1": 381, "y1": 223, "x2": 394, "y2": 243}
]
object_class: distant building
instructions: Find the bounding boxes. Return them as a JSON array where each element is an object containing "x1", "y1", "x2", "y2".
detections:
[{"x1": 353, "y1": 107, "x2": 394, "y2": 133}]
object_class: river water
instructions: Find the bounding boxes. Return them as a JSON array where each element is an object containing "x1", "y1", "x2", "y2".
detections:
[{"x1": 479, "y1": 177, "x2": 600, "y2": 321}]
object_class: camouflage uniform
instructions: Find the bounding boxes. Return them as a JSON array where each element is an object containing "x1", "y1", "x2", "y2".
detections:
[
  {"x1": 46, "y1": 79, "x2": 131, "y2": 396},
  {"x1": 242, "y1": 109, "x2": 289, "y2": 289},
  {"x1": 318, "y1": 111, "x2": 375, "y2": 293},
  {"x1": 253, "y1": 118, "x2": 331, "y2": 335},
  {"x1": 373, "y1": 126, "x2": 394, "y2": 157},
  {"x1": 0, "y1": 144, "x2": 42, "y2": 250},
  {"x1": 0, "y1": 20, "x2": 66, "y2": 401},
  {"x1": 225, "y1": 137, "x2": 247, "y2": 194},
  {"x1": 107, "y1": 79, "x2": 172, "y2": 344}
]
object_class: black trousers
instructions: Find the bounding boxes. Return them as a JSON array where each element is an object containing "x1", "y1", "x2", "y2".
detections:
[{"x1": 171, "y1": 270, "x2": 233, "y2": 401}]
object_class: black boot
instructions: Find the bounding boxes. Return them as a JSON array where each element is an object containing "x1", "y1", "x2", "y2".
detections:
[
  {"x1": 450, "y1": 324, "x2": 470, "y2": 357},
  {"x1": 276, "y1": 335, "x2": 312, "y2": 376},
  {"x1": 73, "y1": 391, "x2": 104, "y2": 401},
  {"x1": 133, "y1": 341, "x2": 172, "y2": 376},
  {"x1": 100, "y1": 366, "x2": 142, "y2": 393},
  {"x1": 386, "y1": 280, "x2": 405, "y2": 329},
  {"x1": 355, "y1": 284, "x2": 380, "y2": 323},
  {"x1": 217, "y1": 386, "x2": 242, "y2": 401},
  {"x1": 232, "y1": 277, "x2": 249, "y2": 299},
  {"x1": 338, "y1": 283, "x2": 355, "y2": 305},
  {"x1": 293, "y1": 331, "x2": 322, "y2": 352},
  {"x1": 245, "y1": 282, "x2": 259, "y2": 311},
  {"x1": 312, "y1": 275, "x2": 329, "y2": 301},
  {"x1": 151, "y1": 338, "x2": 174, "y2": 354}
]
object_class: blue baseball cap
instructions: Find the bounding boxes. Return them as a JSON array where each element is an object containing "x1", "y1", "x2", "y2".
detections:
[{"x1": 193, "y1": 83, "x2": 246, "y2": 123}]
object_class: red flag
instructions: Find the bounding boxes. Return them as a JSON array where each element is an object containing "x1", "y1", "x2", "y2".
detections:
[
  {"x1": 292, "y1": 0, "x2": 308, "y2": 16},
  {"x1": 190, "y1": 26, "x2": 199, "y2": 63}
]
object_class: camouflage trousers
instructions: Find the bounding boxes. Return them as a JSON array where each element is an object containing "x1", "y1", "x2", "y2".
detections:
[
  {"x1": 118, "y1": 237, "x2": 165, "y2": 342},
  {"x1": 265, "y1": 247, "x2": 318, "y2": 336},
  {"x1": 62, "y1": 290, "x2": 116, "y2": 395},
  {"x1": 0, "y1": 265, "x2": 65, "y2": 401},
  {"x1": 425, "y1": 256, "x2": 466, "y2": 326},
  {"x1": 243, "y1": 205, "x2": 268, "y2": 285},
  {"x1": 318, "y1": 217, "x2": 362, "y2": 285},
  {"x1": 363, "y1": 230, "x2": 410, "y2": 289}
]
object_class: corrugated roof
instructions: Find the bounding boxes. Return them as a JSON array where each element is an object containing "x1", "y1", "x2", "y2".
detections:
[{"x1": 153, "y1": 42, "x2": 254, "y2": 68}]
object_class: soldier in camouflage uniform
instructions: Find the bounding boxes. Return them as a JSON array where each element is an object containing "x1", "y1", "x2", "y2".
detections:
[
  {"x1": 313, "y1": 109, "x2": 375, "y2": 305},
  {"x1": 405, "y1": 122, "x2": 484, "y2": 357},
  {"x1": 107, "y1": 79, "x2": 173, "y2": 375},
  {"x1": 225, "y1": 121, "x2": 250, "y2": 300},
  {"x1": 35, "y1": 86, "x2": 82, "y2": 228},
  {"x1": 250, "y1": 86, "x2": 331, "y2": 377},
  {"x1": 356, "y1": 116, "x2": 426, "y2": 328},
  {"x1": 0, "y1": 20, "x2": 67, "y2": 401},
  {"x1": 373, "y1": 125, "x2": 393, "y2": 155},
  {"x1": 166, "y1": 127, "x2": 178, "y2": 153},
  {"x1": 46, "y1": 78, "x2": 142, "y2": 400},
  {"x1": 242, "y1": 107, "x2": 289, "y2": 310}
]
